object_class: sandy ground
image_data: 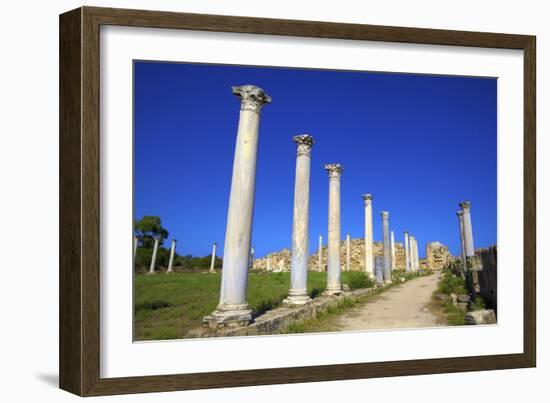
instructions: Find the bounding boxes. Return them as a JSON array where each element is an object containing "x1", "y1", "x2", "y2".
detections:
[{"x1": 336, "y1": 273, "x2": 444, "y2": 331}]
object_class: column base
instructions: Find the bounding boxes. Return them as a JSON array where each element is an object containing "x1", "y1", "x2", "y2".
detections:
[
  {"x1": 323, "y1": 285, "x2": 342, "y2": 296},
  {"x1": 283, "y1": 290, "x2": 312, "y2": 306},
  {"x1": 384, "y1": 279, "x2": 393, "y2": 284},
  {"x1": 202, "y1": 304, "x2": 252, "y2": 329},
  {"x1": 166, "y1": 270, "x2": 173, "y2": 274},
  {"x1": 146, "y1": 271, "x2": 156, "y2": 275}
]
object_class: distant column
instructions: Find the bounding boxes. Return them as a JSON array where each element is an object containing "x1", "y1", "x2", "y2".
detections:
[
  {"x1": 249, "y1": 246, "x2": 255, "y2": 269},
  {"x1": 167, "y1": 239, "x2": 176, "y2": 273},
  {"x1": 324, "y1": 163, "x2": 344, "y2": 295},
  {"x1": 346, "y1": 234, "x2": 351, "y2": 272},
  {"x1": 457, "y1": 211, "x2": 467, "y2": 273},
  {"x1": 362, "y1": 194, "x2": 374, "y2": 278},
  {"x1": 390, "y1": 231, "x2": 396, "y2": 270},
  {"x1": 148, "y1": 237, "x2": 159, "y2": 275},
  {"x1": 133, "y1": 236, "x2": 138, "y2": 259},
  {"x1": 381, "y1": 211, "x2": 392, "y2": 283},
  {"x1": 374, "y1": 256, "x2": 385, "y2": 286},
  {"x1": 414, "y1": 238, "x2": 420, "y2": 270},
  {"x1": 318, "y1": 235, "x2": 323, "y2": 272},
  {"x1": 204, "y1": 85, "x2": 271, "y2": 328},
  {"x1": 404, "y1": 231, "x2": 411, "y2": 272},
  {"x1": 459, "y1": 201, "x2": 475, "y2": 257},
  {"x1": 409, "y1": 235, "x2": 416, "y2": 271},
  {"x1": 285, "y1": 134, "x2": 314, "y2": 305},
  {"x1": 210, "y1": 242, "x2": 217, "y2": 273}
]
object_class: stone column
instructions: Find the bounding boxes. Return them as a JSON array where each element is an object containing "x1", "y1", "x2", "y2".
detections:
[
  {"x1": 148, "y1": 237, "x2": 159, "y2": 275},
  {"x1": 204, "y1": 85, "x2": 271, "y2": 328},
  {"x1": 318, "y1": 234, "x2": 323, "y2": 272},
  {"x1": 459, "y1": 201, "x2": 475, "y2": 257},
  {"x1": 362, "y1": 194, "x2": 374, "y2": 278},
  {"x1": 284, "y1": 134, "x2": 314, "y2": 306},
  {"x1": 409, "y1": 235, "x2": 416, "y2": 271},
  {"x1": 346, "y1": 234, "x2": 351, "y2": 272},
  {"x1": 210, "y1": 242, "x2": 217, "y2": 273},
  {"x1": 381, "y1": 211, "x2": 392, "y2": 283},
  {"x1": 374, "y1": 256, "x2": 385, "y2": 286},
  {"x1": 404, "y1": 231, "x2": 411, "y2": 272},
  {"x1": 167, "y1": 239, "x2": 176, "y2": 273},
  {"x1": 390, "y1": 230, "x2": 396, "y2": 270},
  {"x1": 133, "y1": 236, "x2": 138, "y2": 259},
  {"x1": 457, "y1": 211, "x2": 467, "y2": 273},
  {"x1": 414, "y1": 238, "x2": 419, "y2": 270},
  {"x1": 324, "y1": 163, "x2": 344, "y2": 295},
  {"x1": 249, "y1": 246, "x2": 255, "y2": 269}
]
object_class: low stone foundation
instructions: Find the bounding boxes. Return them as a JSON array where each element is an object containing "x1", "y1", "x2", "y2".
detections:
[{"x1": 187, "y1": 287, "x2": 374, "y2": 338}]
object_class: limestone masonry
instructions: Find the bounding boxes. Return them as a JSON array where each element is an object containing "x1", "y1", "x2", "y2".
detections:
[{"x1": 252, "y1": 238, "x2": 452, "y2": 272}]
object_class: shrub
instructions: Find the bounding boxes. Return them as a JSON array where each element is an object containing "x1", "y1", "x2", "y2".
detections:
[
  {"x1": 437, "y1": 269, "x2": 468, "y2": 295},
  {"x1": 344, "y1": 272, "x2": 375, "y2": 290}
]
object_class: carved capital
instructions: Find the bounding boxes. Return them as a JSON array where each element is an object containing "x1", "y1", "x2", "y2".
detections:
[
  {"x1": 381, "y1": 211, "x2": 389, "y2": 219},
  {"x1": 232, "y1": 85, "x2": 271, "y2": 113},
  {"x1": 459, "y1": 201, "x2": 472, "y2": 211},
  {"x1": 456, "y1": 210, "x2": 464, "y2": 218},
  {"x1": 324, "y1": 163, "x2": 344, "y2": 179},
  {"x1": 293, "y1": 134, "x2": 314, "y2": 157},
  {"x1": 362, "y1": 193, "x2": 373, "y2": 204}
]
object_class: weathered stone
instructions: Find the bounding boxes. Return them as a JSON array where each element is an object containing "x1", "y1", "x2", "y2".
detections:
[
  {"x1": 450, "y1": 293, "x2": 458, "y2": 306},
  {"x1": 324, "y1": 163, "x2": 344, "y2": 295},
  {"x1": 425, "y1": 241, "x2": 453, "y2": 271},
  {"x1": 465, "y1": 309, "x2": 497, "y2": 325},
  {"x1": 435, "y1": 293, "x2": 449, "y2": 302},
  {"x1": 342, "y1": 283, "x2": 351, "y2": 291},
  {"x1": 457, "y1": 294, "x2": 471, "y2": 303}
]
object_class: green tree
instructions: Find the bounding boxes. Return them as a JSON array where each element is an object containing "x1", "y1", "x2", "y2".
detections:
[{"x1": 134, "y1": 216, "x2": 169, "y2": 248}]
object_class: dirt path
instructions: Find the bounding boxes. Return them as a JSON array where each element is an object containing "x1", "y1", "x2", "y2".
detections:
[{"x1": 337, "y1": 273, "x2": 443, "y2": 331}]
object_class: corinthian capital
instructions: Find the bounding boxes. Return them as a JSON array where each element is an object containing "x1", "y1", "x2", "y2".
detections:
[
  {"x1": 362, "y1": 193, "x2": 373, "y2": 204},
  {"x1": 324, "y1": 163, "x2": 344, "y2": 179},
  {"x1": 381, "y1": 211, "x2": 389, "y2": 219},
  {"x1": 232, "y1": 85, "x2": 271, "y2": 113},
  {"x1": 459, "y1": 201, "x2": 472, "y2": 211},
  {"x1": 293, "y1": 134, "x2": 314, "y2": 156}
]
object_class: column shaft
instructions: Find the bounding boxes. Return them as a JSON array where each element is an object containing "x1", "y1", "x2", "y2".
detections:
[
  {"x1": 149, "y1": 238, "x2": 159, "y2": 274},
  {"x1": 134, "y1": 236, "x2": 138, "y2": 259},
  {"x1": 460, "y1": 201, "x2": 475, "y2": 257},
  {"x1": 318, "y1": 235, "x2": 323, "y2": 271},
  {"x1": 362, "y1": 194, "x2": 374, "y2": 278},
  {"x1": 285, "y1": 135, "x2": 314, "y2": 305},
  {"x1": 381, "y1": 212, "x2": 392, "y2": 283},
  {"x1": 457, "y1": 211, "x2": 467, "y2": 273},
  {"x1": 210, "y1": 243, "x2": 217, "y2": 273},
  {"x1": 345, "y1": 234, "x2": 351, "y2": 272},
  {"x1": 390, "y1": 231, "x2": 396, "y2": 270},
  {"x1": 404, "y1": 232, "x2": 411, "y2": 272},
  {"x1": 325, "y1": 164, "x2": 343, "y2": 295},
  {"x1": 167, "y1": 239, "x2": 176, "y2": 273}
]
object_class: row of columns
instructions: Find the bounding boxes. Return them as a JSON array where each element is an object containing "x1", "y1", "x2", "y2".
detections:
[
  {"x1": 135, "y1": 237, "x2": 219, "y2": 274},
  {"x1": 204, "y1": 85, "x2": 425, "y2": 328}
]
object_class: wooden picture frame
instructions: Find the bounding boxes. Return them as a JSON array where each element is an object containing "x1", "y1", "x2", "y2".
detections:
[{"x1": 59, "y1": 6, "x2": 536, "y2": 396}]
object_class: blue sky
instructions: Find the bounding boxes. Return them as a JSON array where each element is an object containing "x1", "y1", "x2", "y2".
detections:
[{"x1": 134, "y1": 61, "x2": 497, "y2": 258}]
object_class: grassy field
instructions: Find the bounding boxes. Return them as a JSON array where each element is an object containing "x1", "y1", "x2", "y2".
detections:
[{"x1": 134, "y1": 270, "x2": 373, "y2": 340}]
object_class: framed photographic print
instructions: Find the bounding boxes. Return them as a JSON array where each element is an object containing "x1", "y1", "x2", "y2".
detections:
[{"x1": 59, "y1": 6, "x2": 536, "y2": 396}]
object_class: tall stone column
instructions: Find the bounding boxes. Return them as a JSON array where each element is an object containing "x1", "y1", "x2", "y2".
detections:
[
  {"x1": 204, "y1": 85, "x2": 271, "y2": 328},
  {"x1": 133, "y1": 236, "x2": 138, "y2": 259},
  {"x1": 409, "y1": 235, "x2": 416, "y2": 271},
  {"x1": 457, "y1": 211, "x2": 467, "y2": 273},
  {"x1": 362, "y1": 194, "x2": 374, "y2": 278},
  {"x1": 210, "y1": 242, "x2": 217, "y2": 273},
  {"x1": 374, "y1": 256, "x2": 385, "y2": 286},
  {"x1": 459, "y1": 201, "x2": 475, "y2": 257},
  {"x1": 381, "y1": 211, "x2": 392, "y2": 283},
  {"x1": 390, "y1": 231, "x2": 396, "y2": 270},
  {"x1": 324, "y1": 163, "x2": 344, "y2": 295},
  {"x1": 148, "y1": 237, "x2": 159, "y2": 275},
  {"x1": 404, "y1": 231, "x2": 411, "y2": 272},
  {"x1": 345, "y1": 234, "x2": 351, "y2": 272},
  {"x1": 318, "y1": 235, "x2": 323, "y2": 272},
  {"x1": 284, "y1": 134, "x2": 314, "y2": 306},
  {"x1": 414, "y1": 238, "x2": 419, "y2": 270},
  {"x1": 167, "y1": 239, "x2": 176, "y2": 273}
]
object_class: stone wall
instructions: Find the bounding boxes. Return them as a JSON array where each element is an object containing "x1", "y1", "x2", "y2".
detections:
[
  {"x1": 253, "y1": 238, "x2": 410, "y2": 271},
  {"x1": 477, "y1": 245, "x2": 497, "y2": 312},
  {"x1": 425, "y1": 241, "x2": 453, "y2": 270}
]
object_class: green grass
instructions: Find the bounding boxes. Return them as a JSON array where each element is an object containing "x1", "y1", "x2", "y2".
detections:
[
  {"x1": 436, "y1": 269, "x2": 468, "y2": 295},
  {"x1": 134, "y1": 271, "x2": 371, "y2": 340}
]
